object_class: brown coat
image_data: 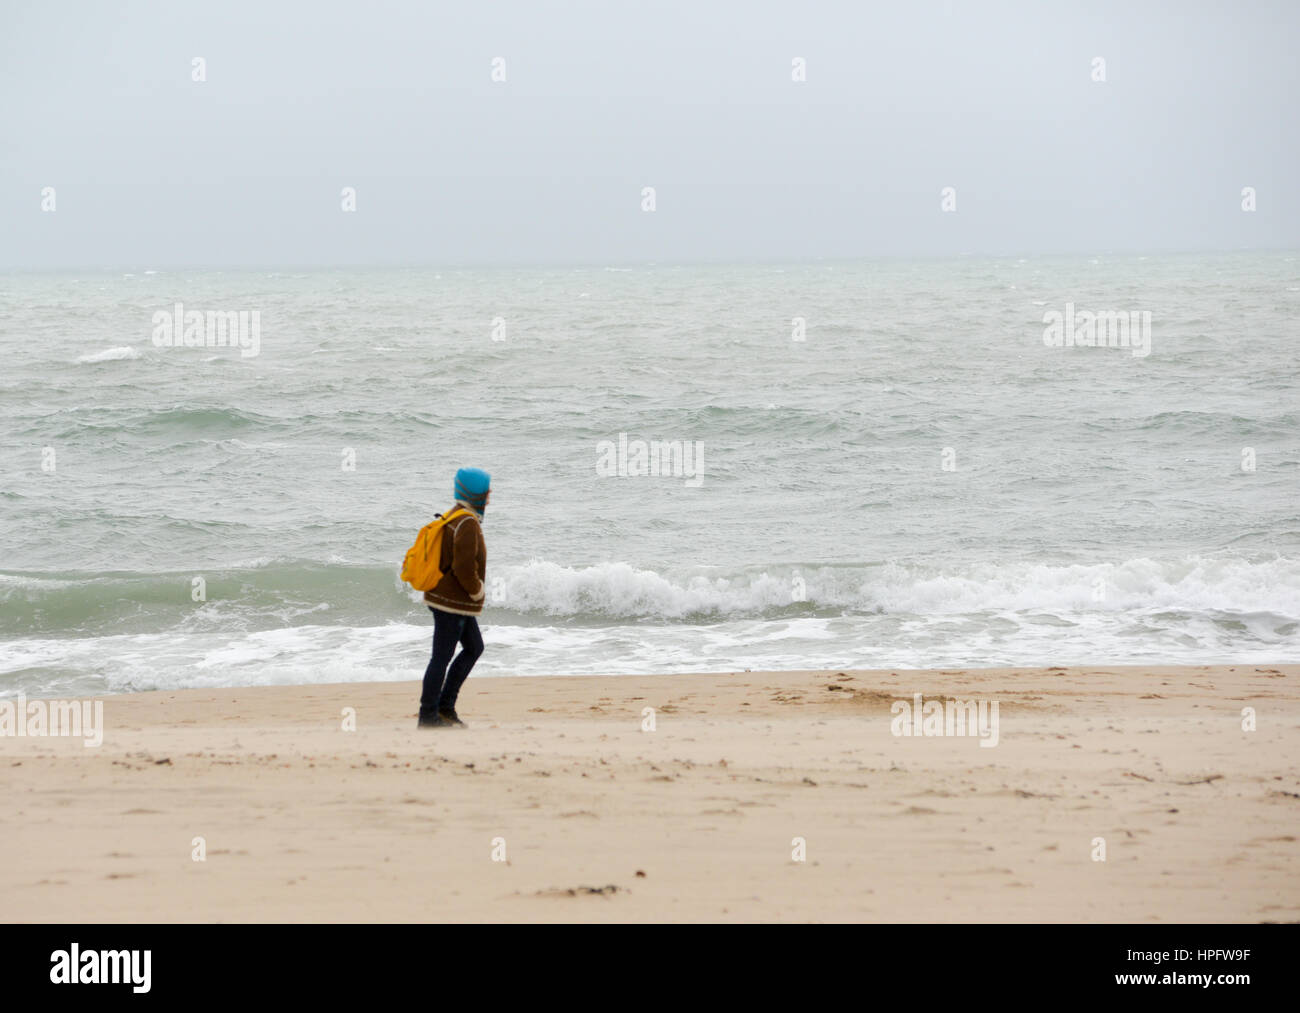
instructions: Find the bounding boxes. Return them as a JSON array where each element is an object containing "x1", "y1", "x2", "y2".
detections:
[{"x1": 422, "y1": 506, "x2": 486, "y2": 616}]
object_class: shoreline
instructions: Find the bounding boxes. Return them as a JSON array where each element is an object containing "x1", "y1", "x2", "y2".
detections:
[{"x1": 3, "y1": 664, "x2": 1297, "y2": 922}]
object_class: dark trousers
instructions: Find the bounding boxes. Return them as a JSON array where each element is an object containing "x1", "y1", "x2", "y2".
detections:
[{"x1": 419, "y1": 607, "x2": 483, "y2": 717}]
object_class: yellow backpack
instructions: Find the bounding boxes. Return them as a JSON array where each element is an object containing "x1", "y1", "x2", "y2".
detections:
[{"x1": 401, "y1": 509, "x2": 470, "y2": 591}]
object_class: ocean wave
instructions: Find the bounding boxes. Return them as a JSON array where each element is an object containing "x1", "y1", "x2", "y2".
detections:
[
  {"x1": 5, "y1": 553, "x2": 1294, "y2": 634},
  {"x1": 0, "y1": 562, "x2": 402, "y2": 637},
  {"x1": 57, "y1": 403, "x2": 442, "y2": 439},
  {"x1": 2, "y1": 555, "x2": 1298, "y2": 639},
  {"x1": 489, "y1": 556, "x2": 1300, "y2": 620},
  {"x1": 76, "y1": 346, "x2": 140, "y2": 363},
  {"x1": 1119, "y1": 410, "x2": 1300, "y2": 440}
]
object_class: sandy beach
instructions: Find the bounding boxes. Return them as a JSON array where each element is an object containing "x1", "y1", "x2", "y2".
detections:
[{"x1": 2, "y1": 664, "x2": 1297, "y2": 923}]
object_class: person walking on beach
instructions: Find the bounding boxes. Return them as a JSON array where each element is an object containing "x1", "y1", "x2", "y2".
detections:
[{"x1": 417, "y1": 467, "x2": 491, "y2": 728}]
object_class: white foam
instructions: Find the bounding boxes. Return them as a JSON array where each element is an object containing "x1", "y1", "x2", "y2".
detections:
[
  {"x1": 76, "y1": 346, "x2": 140, "y2": 363},
  {"x1": 489, "y1": 556, "x2": 1300, "y2": 619},
  {"x1": 5, "y1": 594, "x2": 1294, "y2": 697}
]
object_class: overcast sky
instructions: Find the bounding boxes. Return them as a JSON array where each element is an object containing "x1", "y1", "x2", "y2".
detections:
[{"x1": 2, "y1": 0, "x2": 1296, "y2": 268}]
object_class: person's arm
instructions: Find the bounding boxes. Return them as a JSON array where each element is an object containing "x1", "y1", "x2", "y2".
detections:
[{"x1": 452, "y1": 517, "x2": 484, "y2": 600}]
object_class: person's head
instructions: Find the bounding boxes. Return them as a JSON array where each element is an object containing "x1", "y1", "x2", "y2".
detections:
[{"x1": 454, "y1": 467, "x2": 491, "y2": 515}]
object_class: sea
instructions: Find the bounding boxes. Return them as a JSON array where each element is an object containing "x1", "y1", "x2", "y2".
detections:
[{"x1": 2, "y1": 253, "x2": 1298, "y2": 698}]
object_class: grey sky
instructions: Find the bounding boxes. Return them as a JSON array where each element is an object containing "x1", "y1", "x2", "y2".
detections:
[{"x1": 2, "y1": 0, "x2": 1296, "y2": 268}]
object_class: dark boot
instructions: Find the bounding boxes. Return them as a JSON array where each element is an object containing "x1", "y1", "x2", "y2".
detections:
[
  {"x1": 417, "y1": 712, "x2": 449, "y2": 728},
  {"x1": 438, "y1": 707, "x2": 466, "y2": 728}
]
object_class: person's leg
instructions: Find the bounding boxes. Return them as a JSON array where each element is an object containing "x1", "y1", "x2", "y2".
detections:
[
  {"x1": 419, "y1": 608, "x2": 464, "y2": 720},
  {"x1": 439, "y1": 615, "x2": 483, "y2": 713}
]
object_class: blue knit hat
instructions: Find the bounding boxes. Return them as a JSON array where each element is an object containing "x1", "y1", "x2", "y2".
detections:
[{"x1": 454, "y1": 467, "x2": 491, "y2": 515}]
